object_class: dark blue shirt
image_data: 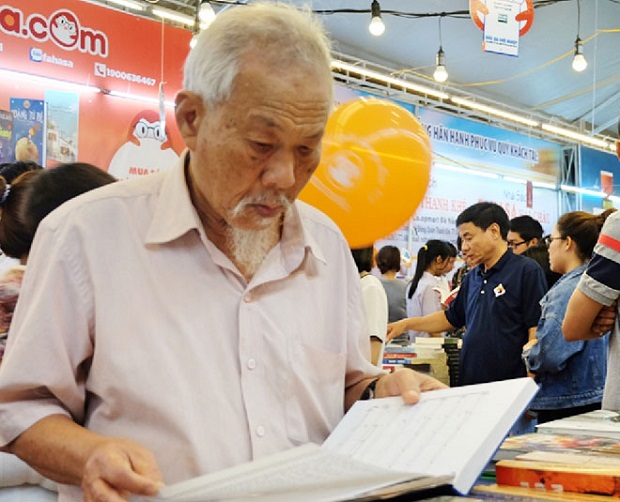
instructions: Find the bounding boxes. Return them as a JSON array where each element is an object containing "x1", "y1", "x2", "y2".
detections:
[{"x1": 445, "y1": 250, "x2": 547, "y2": 385}]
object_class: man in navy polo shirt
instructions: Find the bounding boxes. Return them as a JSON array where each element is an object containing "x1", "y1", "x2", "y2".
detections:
[{"x1": 388, "y1": 202, "x2": 547, "y2": 385}]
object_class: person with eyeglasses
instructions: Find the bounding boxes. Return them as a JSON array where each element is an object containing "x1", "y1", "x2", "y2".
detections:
[
  {"x1": 524, "y1": 209, "x2": 616, "y2": 423},
  {"x1": 509, "y1": 215, "x2": 561, "y2": 290},
  {"x1": 508, "y1": 215, "x2": 543, "y2": 255}
]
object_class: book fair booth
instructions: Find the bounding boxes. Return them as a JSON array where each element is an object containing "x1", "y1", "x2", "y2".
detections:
[
  {"x1": 1, "y1": 1, "x2": 620, "y2": 500},
  {"x1": 3, "y1": 1, "x2": 619, "y2": 260},
  {"x1": 3, "y1": 0, "x2": 620, "y2": 424}
]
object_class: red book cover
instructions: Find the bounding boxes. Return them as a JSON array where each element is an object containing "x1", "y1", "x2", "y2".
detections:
[{"x1": 496, "y1": 459, "x2": 620, "y2": 497}]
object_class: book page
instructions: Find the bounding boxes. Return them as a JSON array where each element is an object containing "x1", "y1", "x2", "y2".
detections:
[
  {"x1": 323, "y1": 378, "x2": 538, "y2": 494},
  {"x1": 143, "y1": 443, "x2": 432, "y2": 501}
]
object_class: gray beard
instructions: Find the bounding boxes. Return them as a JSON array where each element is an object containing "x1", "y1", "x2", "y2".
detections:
[
  {"x1": 228, "y1": 223, "x2": 280, "y2": 278},
  {"x1": 226, "y1": 193, "x2": 292, "y2": 278}
]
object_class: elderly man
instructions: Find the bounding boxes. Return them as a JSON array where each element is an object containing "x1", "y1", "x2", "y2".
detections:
[{"x1": 0, "y1": 4, "x2": 443, "y2": 501}]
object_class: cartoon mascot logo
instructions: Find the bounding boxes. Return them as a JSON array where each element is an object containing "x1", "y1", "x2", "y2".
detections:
[
  {"x1": 107, "y1": 110, "x2": 179, "y2": 179},
  {"x1": 49, "y1": 11, "x2": 80, "y2": 49}
]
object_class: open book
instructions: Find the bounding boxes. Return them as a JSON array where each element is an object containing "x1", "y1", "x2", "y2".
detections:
[
  {"x1": 140, "y1": 378, "x2": 538, "y2": 501},
  {"x1": 432, "y1": 285, "x2": 460, "y2": 307}
]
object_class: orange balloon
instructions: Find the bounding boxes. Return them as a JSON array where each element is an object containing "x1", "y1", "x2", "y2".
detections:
[{"x1": 299, "y1": 97, "x2": 432, "y2": 248}]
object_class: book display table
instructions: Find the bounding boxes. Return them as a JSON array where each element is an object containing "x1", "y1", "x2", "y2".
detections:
[{"x1": 405, "y1": 353, "x2": 450, "y2": 387}]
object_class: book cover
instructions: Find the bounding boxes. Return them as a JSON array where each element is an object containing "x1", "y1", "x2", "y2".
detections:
[
  {"x1": 9, "y1": 98, "x2": 46, "y2": 166},
  {"x1": 494, "y1": 433, "x2": 620, "y2": 462},
  {"x1": 0, "y1": 109, "x2": 13, "y2": 163},
  {"x1": 141, "y1": 378, "x2": 538, "y2": 501},
  {"x1": 383, "y1": 358, "x2": 417, "y2": 364},
  {"x1": 432, "y1": 285, "x2": 460, "y2": 307},
  {"x1": 45, "y1": 90, "x2": 79, "y2": 166},
  {"x1": 517, "y1": 450, "x2": 620, "y2": 467},
  {"x1": 495, "y1": 458, "x2": 620, "y2": 497},
  {"x1": 382, "y1": 352, "x2": 419, "y2": 358},
  {"x1": 536, "y1": 410, "x2": 620, "y2": 440},
  {"x1": 472, "y1": 482, "x2": 614, "y2": 501},
  {"x1": 384, "y1": 345, "x2": 417, "y2": 354}
]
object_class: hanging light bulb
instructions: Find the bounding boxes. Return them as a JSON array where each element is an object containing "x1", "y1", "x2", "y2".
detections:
[
  {"x1": 198, "y1": 1, "x2": 216, "y2": 24},
  {"x1": 572, "y1": 37, "x2": 588, "y2": 72},
  {"x1": 433, "y1": 47, "x2": 448, "y2": 83},
  {"x1": 571, "y1": 0, "x2": 587, "y2": 72},
  {"x1": 368, "y1": 0, "x2": 385, "y2": 36}
]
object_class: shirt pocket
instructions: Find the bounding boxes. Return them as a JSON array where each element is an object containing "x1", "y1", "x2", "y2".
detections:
[{"x1": 284, "y1": 340, "x2": 346, "y2": 445}]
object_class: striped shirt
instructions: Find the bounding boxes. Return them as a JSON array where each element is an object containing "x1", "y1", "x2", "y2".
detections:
[{"x1": 578, "y1": 210, "x2": 620, "y2": 410}]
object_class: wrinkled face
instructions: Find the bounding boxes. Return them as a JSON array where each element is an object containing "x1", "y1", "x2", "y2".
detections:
[
  {"x1": 458, "y1": 222, "x2": 498, "y2": 267},
  {"x1": 187, "y1": 57, "x2": 332, "y2": 231},
  {"x1": 506, "y1": 230, "x2": 530, "y2": 255}
]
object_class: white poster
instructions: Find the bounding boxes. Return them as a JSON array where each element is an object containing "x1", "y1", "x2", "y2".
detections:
[
  {"x1": 376, "y1": 165, "x2": 558, "y2": 277},
  {"x1": 483, "y1": 0, "x2": 522, "y2": 56}
]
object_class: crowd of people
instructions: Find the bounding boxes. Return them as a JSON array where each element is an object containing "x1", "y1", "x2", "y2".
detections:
[
  {"x1": 376, "y1": 203, "x2": 617, "y2": 426},
  {"x1": 0, "y1": 3, "x2": 615, "y2": 501}
]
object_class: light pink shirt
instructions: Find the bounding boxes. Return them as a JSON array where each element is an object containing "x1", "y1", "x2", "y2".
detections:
[{"x1": 0, "y1": 154, "x2": 381, "y2": 499}]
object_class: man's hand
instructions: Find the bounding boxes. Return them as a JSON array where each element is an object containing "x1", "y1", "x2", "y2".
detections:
[
  {"x1": 592, "y1": 303, "x2": 617, "y2": 336},
  {"x1": 386, "y1": 319, "x2": 409, "y2": 341},
  {"x1": 375, "y1": 368, "x2": 447, "y2": 405},
  {"x1": 82, "y1": 439, "x2": 164, "y2": 501}
]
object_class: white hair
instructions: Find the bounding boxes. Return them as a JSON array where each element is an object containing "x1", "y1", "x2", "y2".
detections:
[{"x1": 183, "y1": 2, "x2": 333, "y2": 107}]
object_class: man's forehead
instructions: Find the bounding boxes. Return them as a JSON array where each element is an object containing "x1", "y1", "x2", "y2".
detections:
[{"x1": 458, "y1": 222, "x2": 483, "y2": 236}]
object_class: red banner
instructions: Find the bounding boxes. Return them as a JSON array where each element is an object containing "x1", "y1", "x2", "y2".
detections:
[
  {"x1": 0, "y1": 0, "x2": 193, "y2": 175},
  {"x1": 0, "y1": 0, "x2": 191, "y2": 98}
]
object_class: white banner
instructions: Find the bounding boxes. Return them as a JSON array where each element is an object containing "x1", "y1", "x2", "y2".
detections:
[{"x1": 376, "y1": 166, "x2": 558, "y2": 276}]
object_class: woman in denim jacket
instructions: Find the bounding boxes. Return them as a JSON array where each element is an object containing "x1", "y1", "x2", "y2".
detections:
[{"x1": 524, "y1": 209, "x2": 616, "y2": 424}]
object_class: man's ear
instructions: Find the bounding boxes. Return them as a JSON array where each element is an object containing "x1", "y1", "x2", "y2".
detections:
[
  {"x1": 175, "y1": 91, "x2": 205, "y2": 151},
  {"x1": 488, "y1": 222, "x2": 501, "y2": 239}
]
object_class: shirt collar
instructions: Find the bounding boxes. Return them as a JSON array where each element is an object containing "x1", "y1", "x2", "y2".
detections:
[
  {"x1": 559, "y1": 263, "x2": 587, "y2": 282},
  {"x1": 145, "y1": 152, "x2": 326, "y2": 273},
  {"x1": 476, "y1": 249, "x2": 512, "y2": 278},
  {"x1": 280, "y1": 201, "x2": 327, "y2": 273},
  {"x1": 145, "y1": 150, "x2": 201, "y2": 245}
]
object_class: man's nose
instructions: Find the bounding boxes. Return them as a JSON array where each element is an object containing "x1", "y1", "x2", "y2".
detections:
[{"x1": 262, "y1": 149, "x2": 295, "y2": 190}]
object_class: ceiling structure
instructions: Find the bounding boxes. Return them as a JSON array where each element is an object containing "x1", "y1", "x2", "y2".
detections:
[{"x1": 89, "y1": 0, "x2": 620, "y2": 149}]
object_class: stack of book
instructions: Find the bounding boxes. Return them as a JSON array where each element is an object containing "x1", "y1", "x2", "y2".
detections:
[
  {"x1": 382, "y1": 344, "x2": 418, "y2": 369},
  {"x1": 412, "y1": 336, "x2": 447, "y2": 353},
  {"x1": 383, "y1": 338, "x2": 453, "y2": 385},
  {"x1": 441, "y1": 337, "x2": 461, "y2": 387},
  {"x1": 535, "y1": 409, "x2": 620, "y2": 439},
  {"x1": 490, "y1": 411, "x2": 620, "y2": 498}
]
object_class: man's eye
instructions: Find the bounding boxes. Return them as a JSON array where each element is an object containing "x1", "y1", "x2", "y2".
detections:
[
  {"x1": 252, "y1": 142, "x2": 272, "y2": 152},
  {"x1": 297, "y1": 146, "x2": 314, "y2": 156}
]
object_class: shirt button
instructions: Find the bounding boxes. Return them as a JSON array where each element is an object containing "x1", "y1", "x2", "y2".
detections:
[
  {"x1": 481, "y1": 290, "x2": 485, "y2": 294},
  {"x1": 244, "y1": 293, "x2": 252, "y2": 302},
  {"x1": 483, "y1": 280, "x2": 487, "y2": 284},
  {"x1": 247, "y1": 358, "x2": 256, "y2": 370},
  {"x1": 256, "y1": 426, "x2": 265, "y2": 437}
]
